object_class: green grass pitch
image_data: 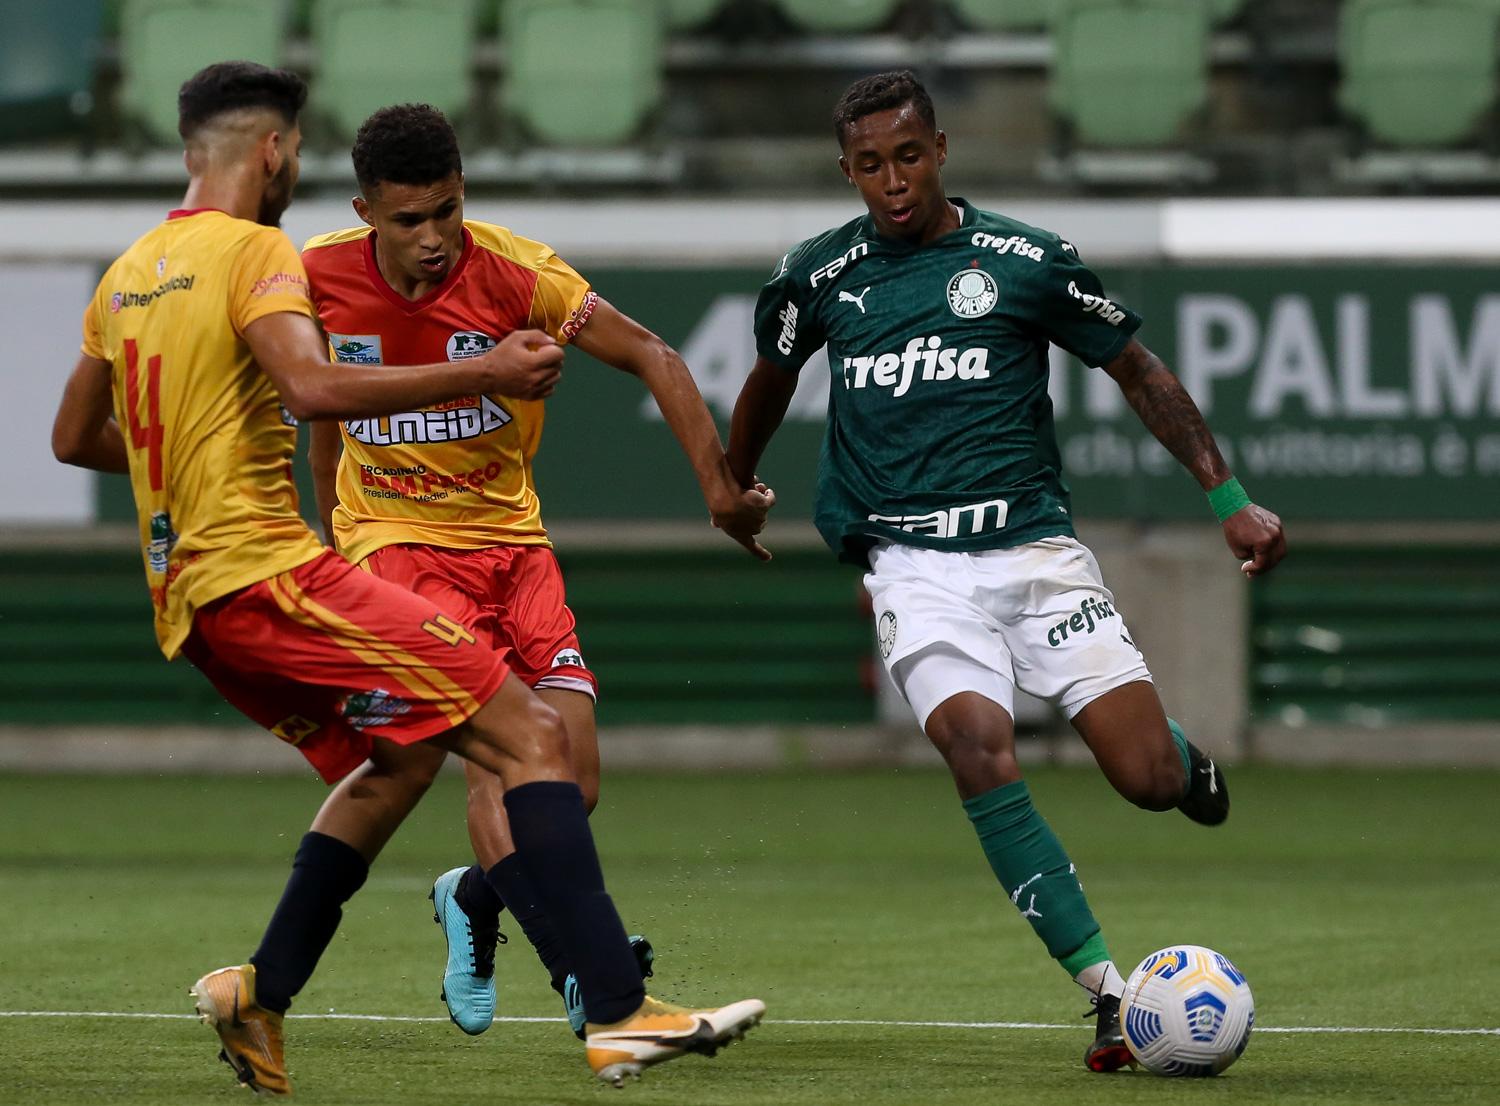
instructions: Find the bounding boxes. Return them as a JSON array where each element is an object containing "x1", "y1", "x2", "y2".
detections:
[{"x1": 2, "y1": 765, "x2": 1497, "y2": 1104}]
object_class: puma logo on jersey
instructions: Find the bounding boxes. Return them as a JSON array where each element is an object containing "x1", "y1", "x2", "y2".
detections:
[
  {"x1": 839, "y1": 287, "x2": 871, "y2": 313},
  {"x1": 842, "y1": 336, "x2": 990, "y2": 397}
]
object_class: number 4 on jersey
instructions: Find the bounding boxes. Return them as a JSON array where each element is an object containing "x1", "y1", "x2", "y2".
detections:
[
  {"x1": 124, "y1": 338, "x2": 164, "y2": 491},
  {"x1": 422, "y1": 613, "x2": 477, "y2": 647}
]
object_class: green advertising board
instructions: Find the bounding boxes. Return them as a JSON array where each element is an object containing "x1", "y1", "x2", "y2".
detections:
[{"x1": 98, "y1": 264, "x2": 1500, "y2": 527}]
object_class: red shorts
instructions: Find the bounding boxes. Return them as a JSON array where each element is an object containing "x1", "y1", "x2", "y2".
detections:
[
  {"x1": 361, "y1": 542, "x2": 598, "y2": 700},
  {"x1": 182, "y1": 550, "x2": 508, "y2": 784}
]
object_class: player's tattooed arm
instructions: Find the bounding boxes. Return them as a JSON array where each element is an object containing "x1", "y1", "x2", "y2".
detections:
[
  {"x1": 1104, "y1": 338, "x2": 1287, "y2": 576},
  {"x1": 1102, "y1": 338, "x2": 1231, "y2": 491},
  {"x1": 52, "y1": 354, "x2": 128, "y2": 473}
]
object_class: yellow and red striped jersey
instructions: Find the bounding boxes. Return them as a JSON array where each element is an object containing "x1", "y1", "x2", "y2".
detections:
[
  {"x1": 81, "y1": 209, "x2": 324, "y2": 658},
  {"x1": 301, "y1": 221, "x2": 596, "y2": 565}
]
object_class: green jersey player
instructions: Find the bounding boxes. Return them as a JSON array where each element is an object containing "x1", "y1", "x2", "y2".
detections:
[{"x1": 728, "y1": 71, "x2": 1286, "y2": 1073}]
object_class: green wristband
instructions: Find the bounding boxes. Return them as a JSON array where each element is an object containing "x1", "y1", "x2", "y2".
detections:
[{"x1": 1207, "y1": 477, "x2": 1251, "y2": 522}]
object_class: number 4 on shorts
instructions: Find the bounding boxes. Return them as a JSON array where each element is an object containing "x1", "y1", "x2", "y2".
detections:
[{"x1": 422, "y1": 613, "x2": 476, "y2": 647}]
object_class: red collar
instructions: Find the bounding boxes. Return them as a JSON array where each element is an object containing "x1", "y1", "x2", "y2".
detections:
[{"x1": 166, "y1": 207, "x2": 228, "y2": 220}]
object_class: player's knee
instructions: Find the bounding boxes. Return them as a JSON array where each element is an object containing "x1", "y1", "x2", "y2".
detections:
[
  {"x1": 515, "y1": 697, "x2": 572, "y2": 771},
  {"x1": 928, "y1": 716, "x2": 1019, "y2": 786}
]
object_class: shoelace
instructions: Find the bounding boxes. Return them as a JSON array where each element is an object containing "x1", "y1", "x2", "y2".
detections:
[
  {"x1": 1081, "y1": 992, "x2": 1119, "y2": 1021},
  {"x1": 467, "y1": 918, "x2": 505, "y2": 980}
]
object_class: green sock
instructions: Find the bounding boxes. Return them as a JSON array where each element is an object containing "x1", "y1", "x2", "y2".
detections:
[
  {"x1": 962, "y1": 780, "x2": 1105, "y2": 974},
  {"x1": 1168, "y1": 718, "x2": 1192, "y2": 799}
]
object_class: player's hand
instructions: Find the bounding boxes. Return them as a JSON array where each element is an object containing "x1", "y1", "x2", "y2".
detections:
[
  {"x1": 1223, "y1": 504, "x2": 1286, "y2": 578},
  {"x1": 482, "y1": 329, "x2": 564, "y2": 400},
  {"x1": 711, "y1": 480, "x2": 777, "y2": 562}
]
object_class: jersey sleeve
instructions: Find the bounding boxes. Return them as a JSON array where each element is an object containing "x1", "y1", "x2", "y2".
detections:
[
  {"x1": 80, "y1": 285, "x2": 106, "y2": 360},
  {"x1": 527, "y1": 250, "x2": 598, "y2": 344},
  {"x1": 1023, "y1": 240, "x2": 1141, "y2": 368},
  {"x1": 753, "y1": 251, "x2": 825, "y2": 371},
  {"x1": 228, "y1": 229, "x2": 316, "y2": 336}
]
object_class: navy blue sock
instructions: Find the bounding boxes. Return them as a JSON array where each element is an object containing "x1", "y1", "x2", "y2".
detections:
[
  {"x1": 484, "y1": 854, "x2": 572, "y2": 993},
  {"x1": 502, "y1": 781, "x2": 642, "y2": 1025},
  {"x1": 250, "y1": 832, "x2": 368, "y2": 1013},
  {"x1": 454, "y1": 863, "x2": 502, "y2": 919}
]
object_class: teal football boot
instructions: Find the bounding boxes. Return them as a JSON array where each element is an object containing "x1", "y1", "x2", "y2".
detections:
[
  {"x1": 564, "y1": 934, "x2": 655, "y2": 1038},
  {"x1": 430, "y1": 866, "x2": 500, "y2": 1035}
]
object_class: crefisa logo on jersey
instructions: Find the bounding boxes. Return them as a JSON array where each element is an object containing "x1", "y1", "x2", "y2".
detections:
[
  {"x1": 447, "y1": 331, "x2": 497, "y2": 361},
  {"x1": 947, "y1": 268, "x2": 999, "y2": 318},
  {"x1": 329, "y1": 334, "x2": 382, "y2": 363}
]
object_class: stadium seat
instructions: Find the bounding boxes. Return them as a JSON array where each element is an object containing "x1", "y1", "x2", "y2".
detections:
[
  {"x1": 772, "y1": 0, "x2": 903, "y2": 33},
  {"x1": 1049, "y1": 0, "x2": 1211, "y2": 147},
  {"x1": 0, "y1": 1, "x2": 105, "y2": 142},
  {"x1": 949, "y1": 0, "x2": 1054, "y2": 30},
  {"x1": 500, "y1": 0, "x2": 663, "y2": 146},
  {"x1": 118, "y1": 0, "x2": 288, "y2": 144},
  {"x1": 1338, "y1": 0, "x2": 1500, "y2": 147},
  {"x1": 310, "y1": 0, "x2": 477, "y2": 141}
]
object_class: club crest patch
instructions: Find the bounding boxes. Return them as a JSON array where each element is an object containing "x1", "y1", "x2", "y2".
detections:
[
  {"x1": 947, "y1": 268, "x2": 998, "y2": 319},
  {"x1": 877, "y1": 610, "x2": 898, "y2": 658}
]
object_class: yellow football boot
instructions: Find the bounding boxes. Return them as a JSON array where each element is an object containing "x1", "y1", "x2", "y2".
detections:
[
  {"x1": 190, "y1": 963, "x2": 291, "y2": 1096},
  {"x1": 585, "y1": 994, "x2": 766, "y2": 1087}
]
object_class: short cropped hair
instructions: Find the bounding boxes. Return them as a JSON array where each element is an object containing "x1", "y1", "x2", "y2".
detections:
[
  {"x1": 351, "y1": 104, "x2": 463, "y2": 195},
  {"x1": 832, "y1": 70, "x2": 936, "y2": 146},
  {"x1": 177, "y1": 61, "x2": 307, "y2": 141}
]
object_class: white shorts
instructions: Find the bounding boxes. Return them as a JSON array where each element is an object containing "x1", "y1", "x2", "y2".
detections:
[{"x1": 864, "y1": 537, "x2": 1153, "y2": 729}]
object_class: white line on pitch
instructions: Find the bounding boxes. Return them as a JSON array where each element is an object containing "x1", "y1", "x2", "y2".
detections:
[{"x1": 1, "y1": 1011, "x2": 1496, "y2": 1036}]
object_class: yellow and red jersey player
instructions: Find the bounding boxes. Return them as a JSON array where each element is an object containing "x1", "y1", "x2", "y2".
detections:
[
  {"x1": 303, "y1": 220, "x2": 602, "y2": 705},
  {"x1": 304, "y1": 160, "x2": 774, "y2": 767},
  {"x1": 74, "y1": 204, "x2": 521, "y2": 784},
  {"x1": 301, "y1": 103, "x2": 776, "y2": 1038}
]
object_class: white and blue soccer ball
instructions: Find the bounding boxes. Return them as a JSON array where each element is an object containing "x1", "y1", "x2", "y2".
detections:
[{"x1": 1119, "y1": 945, "x2": 1254, "y2": 1076}]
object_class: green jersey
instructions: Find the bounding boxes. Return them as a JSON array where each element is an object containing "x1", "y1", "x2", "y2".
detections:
[{"x1": 753, "y1": 199, "x2": 1142, "y2": 566}]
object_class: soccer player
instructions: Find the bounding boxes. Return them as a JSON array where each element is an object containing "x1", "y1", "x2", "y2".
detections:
[
  {"x1": 727, "y1": 71, "x2": 1285, "y2": 1072},
  {"x1": 300, "y1": 102, "x2": 772, "y2": 1040},
  {"x1": 50, "y1": 61, "x2": 764, "y2": 1094}
]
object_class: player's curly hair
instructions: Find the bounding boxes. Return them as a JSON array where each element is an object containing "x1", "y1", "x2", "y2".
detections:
[
  {"x1": 832, "y1": 70, "x2": 936, "y2": 146},
  {"x1": 177, "y1": 61, "x2": 307, "y2": 141},
  {"x1": 351, "y1": 104, "x2": 463, "y2": 195}
]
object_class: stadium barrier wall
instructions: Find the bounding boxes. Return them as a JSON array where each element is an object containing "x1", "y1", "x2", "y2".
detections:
[{"x1": 4, "y1": 198, "x2": 1498, "y2": 767}]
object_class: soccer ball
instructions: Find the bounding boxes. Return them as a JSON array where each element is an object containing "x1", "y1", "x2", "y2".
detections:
[{"x1": 1119, "y1": 945, "x2": 1254, "y2": 1076}]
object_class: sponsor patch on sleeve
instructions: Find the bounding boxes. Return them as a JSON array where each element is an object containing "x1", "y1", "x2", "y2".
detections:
[{"x1": 559, "y1": 290, "x2": 599, "y2": 342}]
